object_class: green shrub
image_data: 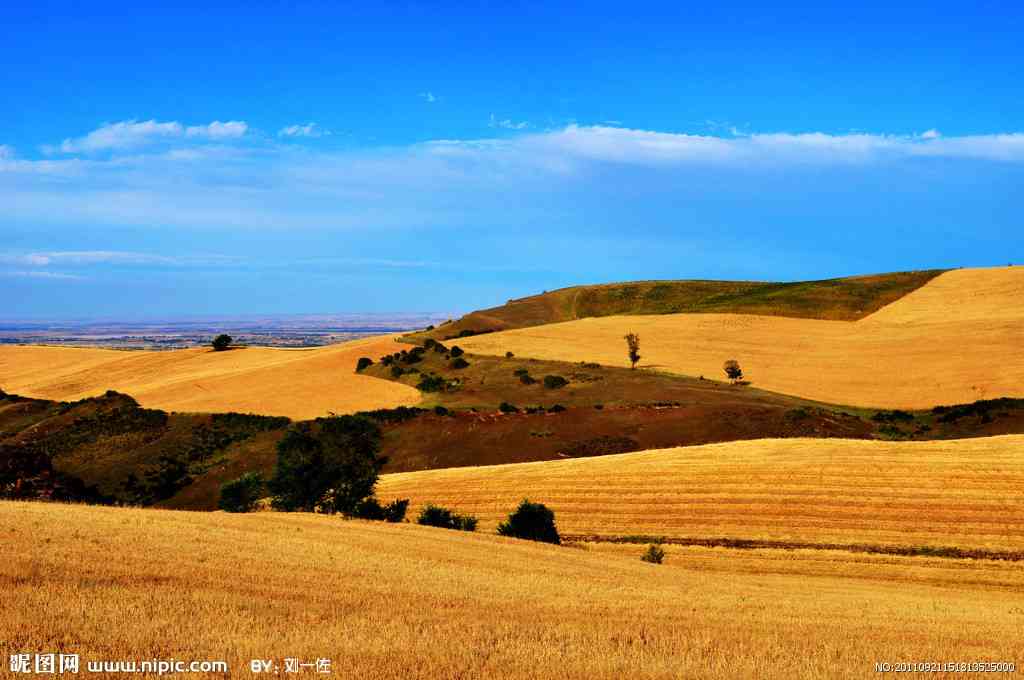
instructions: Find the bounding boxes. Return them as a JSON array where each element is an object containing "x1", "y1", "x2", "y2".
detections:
[
  {"x1": 417, "y1": 373, "x2": 447, "y2": 392},
  {"x1": 543, "y1": 375, "x2": 568, "y2": 389},
  {"x1": 391, "y1": 365, "x2": 405, "y2": 378},
  {"x1": 268, "y1": 416, "x2": 385, "y2": 514},
  {"x1": 499, "y1": 402, "x2": 519, "y2": 413},
  {"x1": 417, "y1": 504, "x2": 478, "y2": 531},
  {"x1": 211, "y1": 334, "x2": 233, "y2": 351},
  {"x1": 450, "y1": 357, "x2": 470, "y2": 369},
  {"x1": 352, "y1": 497, "x2": 409, "y2": 522},
  {"x1": 355, "y1": 357, "x2": 373, "y2": 372},
  {"x1": 450, "y1": 346, "x2": 465, "y2": 358},
  {"x1": 218, "y1": 472, "x2": 263, "y2": 513},
  {"x1": 433, "y1": 405, "x2": 450, "y2": 416},
  {"x1": 505, "y1": 351, "x2": 514, "y2": 358},
  {"x1": 547, "y1": 404, "x2": 565, "y2": 413},
  {"x1": 519, "y1": 374, "x2": 536, "y2": 385},
  {"x1": 641, "y1": 544, "x2": 665, "y2": 564},
  {"x1": 497, "y1": 499, "x2": 560, "y2": 544}
]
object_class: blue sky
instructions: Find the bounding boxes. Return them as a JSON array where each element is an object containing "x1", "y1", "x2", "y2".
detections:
[{"x1": 2, "y1": 1, "x2": 1023, "y2": 318}]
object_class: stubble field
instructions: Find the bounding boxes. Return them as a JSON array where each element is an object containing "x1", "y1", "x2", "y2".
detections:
[
  {"x1": 0, "y1": 334, "x2": 418, "y2": 420},
  {"x1": 2, "y1": 501, "x2": 1021, "y2": 679}
]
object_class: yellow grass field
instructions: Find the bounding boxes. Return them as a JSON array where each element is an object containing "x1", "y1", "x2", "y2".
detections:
[
  {"x1": 0, "y1": 335, "x2": 419, "y2": 420},
  {"x1": 378, "y1": 435, "x2": 1024, "y2": 552},
  {"x1": 456, "y1": 266, "x2": 1024, "y2": 408},
  {"x1": 2, "y1": 500, "x2": 1021, "y2": 679}
]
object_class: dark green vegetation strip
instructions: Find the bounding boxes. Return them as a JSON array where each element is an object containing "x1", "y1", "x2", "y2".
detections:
[
  {"x1": 407, "y1": 269, "x2": 947, "y2": 342},
  {"x1": 565, "y1": 535, "x2": 1024, "y2": 562}
]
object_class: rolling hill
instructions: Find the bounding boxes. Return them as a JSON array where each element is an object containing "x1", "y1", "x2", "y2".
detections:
[
  {"x1": 0, "y1": 334, "x2": 418, "y2": 420},
  {"x1": 4, "y1": 500, "x2": 1022, "y2": 679},
  {"x1": 453, "y1": 266, "x2": 1024, "y2": 408},
  {"x1": 378, "y1": 435, "x2": 1024, "y2": 553},
  {"x1": 410, "y1": 269, "x2": 946, "y2": 341}
]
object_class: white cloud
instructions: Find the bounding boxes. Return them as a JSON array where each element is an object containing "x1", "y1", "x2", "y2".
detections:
[
  {"x1": 0, "y1": 145, "x2": 14, "y2": 159},
  {"x1": 185, "y1": 120, "x2": 248, "y2": 139},
  {"x1": 420, "y1": 91, "x2": 438, "y2": 103},
  {"x1": 489, "y1": 114, "x2": 529, "y2": 130},
  {"x1": 278, "y1": 123, "x2": 325, "y2": 138},
  {"x1": 46, "y1": 119, "x2": 247, "y2": 154},
  {"x1": 920, "y1": 129, "x2": 941, "y2": 139}
]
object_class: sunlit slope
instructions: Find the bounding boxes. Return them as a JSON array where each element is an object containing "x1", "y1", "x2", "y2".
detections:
[
  {"x1": 379, "y1": 435, "x2": 1024, "y2": 551},
  {"x1": 4, "y1": 501, "x2": 1022, "y2": 679},
  {"x1": 457, "y1": 266, "x2": 1024, "y2": 408},
  {"x1": 0, "y1": 335, "x2": 418, "y2": 420}
]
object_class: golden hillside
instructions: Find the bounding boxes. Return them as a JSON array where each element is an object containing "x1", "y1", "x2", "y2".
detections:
[
  {"x1": 379, "y1": 435, "x2": 1024, "y2": 552},
  {"x1": 4, "y1": 500, "x2": 1022, "y2": 679},
  {"x1": 456, "y1": 266, "x2": 1024, "y2": 408},
  {"x1": 0, "y1": 335, "x2": 418, "y2": 420}
]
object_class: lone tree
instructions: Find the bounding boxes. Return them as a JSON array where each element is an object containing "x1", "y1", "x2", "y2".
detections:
[
  {"x1": 355, "y1": 357, "x2": 373, "y2": 372},
  {"x1": 211, "y1": 334, "x2": 233, "y2": 351},
  {"x1": 268, "y1": 415, "x2": 386, "y2": 514},
  {"x1": 497, "y1": 499, "x2": 560, "y2": 544},
  {"x1": 624, "y1": 333, "x2": 641, "y2": 369},
  {"x1": 723, "y1": 359, "x2": 744, "y2": 383}
]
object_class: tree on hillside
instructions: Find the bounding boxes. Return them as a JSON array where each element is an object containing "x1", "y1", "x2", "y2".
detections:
[
  {"x1": 624, "y1": 333, "x2": 641, "y2": 370},
  {"x1": 723, "y1": 359, "x2": 744, "y2": 384},
  {"x1": 211, "y1": 334, "x2": 233, "y2": 351},
  {"x1": 268, "y1": 415, "x2": 386, "y2": 514}
]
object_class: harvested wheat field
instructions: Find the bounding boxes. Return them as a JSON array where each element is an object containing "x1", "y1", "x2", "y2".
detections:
[
  {"x1": 2, "y1": 501, "x2": 1022, "y2": 679},
  {"x1": 456, "y1": 266, "x2": 1024, "y2": 409},
  {"x1": 0, "y1": 335, "x2": 418, "y2": 420},
  {"x1": 378, "y1": 435, "x2": 1024, "y2": 552}
]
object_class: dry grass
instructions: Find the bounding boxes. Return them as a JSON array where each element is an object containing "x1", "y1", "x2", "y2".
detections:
[
  {"x1": 378, "y1": 435, "x2": 1024, "y2": 552},
  {"x1": 456, "y1": 266, "x2": 1024, "y2": 408},
  {"x1": 2, "y1": 500, "x2": 1021, "y2": 679},
  {"x1": 0, "y1": 335, "x2": 419, "y2": 420}
]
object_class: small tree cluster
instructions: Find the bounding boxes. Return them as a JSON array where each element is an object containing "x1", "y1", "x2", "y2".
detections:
[{"x1": 352, "y1": 497, "x2": 409, "y2": 522}]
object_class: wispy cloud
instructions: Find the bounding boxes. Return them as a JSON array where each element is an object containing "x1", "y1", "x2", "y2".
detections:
[
  {"x1": 1, "y1": 270, "x2": 85, "y2": 281},
  {"x1": 278, "y1": 123, "x2": 326, "y2": 138},
  {"x1": 45, "y1": 119, "x2": 248, "y2": 154},
  {"x1": 0, "y1": 251, "x2": 241, "y2": 267},
  {"x1": 0, "y1": 145, "x2": 14, "y2": 160},
  {"x1": 419, "y1": 91, "x2": 438, "y2": 103},
  {"x1": 489, "y1": 114, "x2": 529, "y2": 130}
]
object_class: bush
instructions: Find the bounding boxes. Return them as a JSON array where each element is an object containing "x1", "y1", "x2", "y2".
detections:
[
  {"x1": 519, "y1": 374, "x2": 536, "y2": 385},
  {"x1": 499, "y1": 402, "x2": 519, "y2": 413},
  {"x1": 450, "y1": 346, "x2": 465, "y2": 358},
  {"x1": 547, "y1": 404, "x2": 565, "y2": 413},
  {"x1": 417, "y1": 504, "x2": 478, "y2": 531},
  {"x1": 355, "y1": 357, "x2": 373, "y2": 372},
  {"x1": 433, "y1": 405, "x2": 450, "y2": 416},
  {"x1": 353, "y1": 497, "x2": 409, "y2": 522},
  {"x1": 543, "y1": 375, "x2": 568, "y2": 389},
  {"x1": 450, "y1": 357, "x2": 470, "y2": 369},
  {"x1": 211, "y1": 334, "x2": 233, "y2": 351},
  {"x1": 641, "y1": 544, "x2": 665, "y2": 564},
  {"x1": 417, "y1": 373, "x2": 447, "y2": 392},
  {"x1": 513, "y1": 368, "x2": 530, "y2": 376},
  {"x1": 505, "y1": 351, "x2": 514, "y2": 358},
  {"x1": 218, "y1": 472, "x2": 263, "y2": 513},
  {"x1": 497, "y1": 499, "x2": 560, "y2": 544},
  {"x1": 391, "y1": 365, "x2": 405, "y2": 378},
  {"x1": 268, "y1": 416, "x2": 386, "y2": 514}
]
